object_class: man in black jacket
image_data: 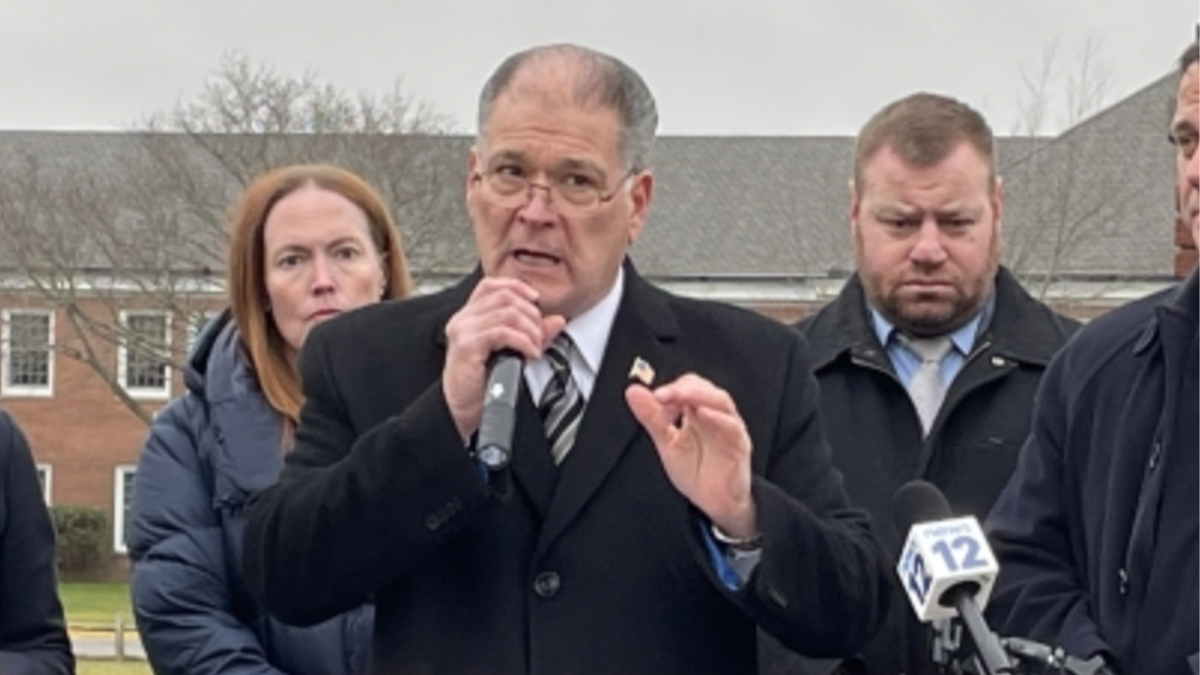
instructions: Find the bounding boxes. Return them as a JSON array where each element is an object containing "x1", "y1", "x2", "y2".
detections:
[
  {"x1": 772, "y1": 93, "x2": 1079, "y2": 675},
  {"x1": 244, "y1": 43, "x2": 891, "y2": 675},
  {"x1": 0, "y1": 409, "x2": 74, "y2": 675},
  {"x1": 985, "y1": 41, "x2": 1199, "y2": 675}
]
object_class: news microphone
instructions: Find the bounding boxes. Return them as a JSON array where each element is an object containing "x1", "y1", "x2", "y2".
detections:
[
  {"x1": 476, "y1": 349, "x2": 522, "y2": 471},
  {"x1": 894, "y1": 480, "x2": 1012, "y2": 675}
]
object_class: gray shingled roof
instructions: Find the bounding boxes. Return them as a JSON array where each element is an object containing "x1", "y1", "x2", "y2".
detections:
[
  {"x1": 0, "y1": 70, "x2": 1179, "y2": 281},
  {"x1": 999, "y1": 73, "x2": 1177, "y2": 278},
  {"x1": 633, "y1": 137, "x2": 853, "y2": 277},
  {"x1": 0, "y1": 132, "x2": 475, "y2": 276}
]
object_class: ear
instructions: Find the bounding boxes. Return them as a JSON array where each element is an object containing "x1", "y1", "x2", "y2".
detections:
[
  {"x1": 626, "y1": 170, "x2": 654, "y2": 246},
  {"x1": 466, "y1": 146, "x2": 484, "y2": 225},
  {"x1": 848, "y1": 178, "x2": 862, "y2": 236},
  {"x1": 376, "y1": 251, "x2": 390, "y2": 298},
  {"x1": 466, "y1": 146, "x2": 483, "y2": 193},
  {"x1": 991, "y1": 175, "x2": 1004, "y2": 235}
]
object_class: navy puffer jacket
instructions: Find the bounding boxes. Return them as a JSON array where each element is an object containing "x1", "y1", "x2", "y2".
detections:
[{"x1": 130, "y1": 311, "x2": 372, "y2": 674}]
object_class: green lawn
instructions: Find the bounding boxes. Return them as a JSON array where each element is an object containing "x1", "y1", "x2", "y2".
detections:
[
  {"x1": 64, "y1": 584, "x2": 148, "y2": 673},
  {"x1": 77, "y1": 661, "x2": 151, "y2": 675},
  {"x1": 60, "y1": 583, "x2": 134, "y2": 626}
]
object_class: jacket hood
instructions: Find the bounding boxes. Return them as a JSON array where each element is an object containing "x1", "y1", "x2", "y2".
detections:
[
  {"x1": 184, "y1": 309, "x2": 230, "y2": 396},
  {"x1": 184, "y1": 308, "x2": 289, "y2": 498},
  {"x1": 185, "y1": 309, "x2": 262, "y2": 408}
]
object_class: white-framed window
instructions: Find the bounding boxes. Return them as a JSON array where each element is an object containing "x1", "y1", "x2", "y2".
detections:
[
  {"x1": 118, "y1": 311, "x2": 172, "y2": 400},
  {"x1": 113, "y1": 465, "x2": 136, "y2": 554},
  {"x1": 36, "y1": 463, "x2": 52, "y2": 505},
  {"x1": 2, "y1": 310, "x2": 54, "y2": 397}
]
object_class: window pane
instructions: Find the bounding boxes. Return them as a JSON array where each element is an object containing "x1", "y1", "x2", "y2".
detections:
[
  {"x1": 9, "y1": 313, "x2": 50, "y2": 387},
  {"x1": 126, "y1": 315, "x2": 167, "y2": 390},
  {"x1": 121, "y1": 469, "x2": 136, "y2": 550}
]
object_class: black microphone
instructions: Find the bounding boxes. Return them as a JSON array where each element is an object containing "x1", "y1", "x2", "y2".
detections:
[
  {"x1": 894, "y1": 480, "x2": 1013, "y2": 675},
  {"x1": 476, "y1": 349, "x2": 523, "y2": 471}
]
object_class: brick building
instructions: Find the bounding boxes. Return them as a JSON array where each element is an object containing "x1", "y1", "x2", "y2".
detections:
[{"x1": 0, "y1": 289, "x2": 222, "y2": 577}]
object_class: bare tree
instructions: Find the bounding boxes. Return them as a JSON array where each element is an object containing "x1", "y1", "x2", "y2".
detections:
[
  {"x1": 140, "y1": 51, "x2": 471, "y2": 277},
  {"x1": 0, "y1": 52, "x2": 466, "y2": 423},
  {"x1": 1000, "y1": 36, "x2": 1132, "y2": 297},
  {"x1": 0, "y1": 147, "x2": 213, "y2": 424}
]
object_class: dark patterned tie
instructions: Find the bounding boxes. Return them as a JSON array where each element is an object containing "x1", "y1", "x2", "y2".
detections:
[{"x1": 538, "y1": 334, "x2": 585, "y2": 465}]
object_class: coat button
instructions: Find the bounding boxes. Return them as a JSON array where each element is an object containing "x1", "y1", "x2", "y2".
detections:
[
  {"x1": 1118, "y1": 568, "x2": 1129, "y2": 595},
  {"x1": 533, "y1": 571, "x2": 561, "y2": 598},
  {"x1": 990, "y1": 356, "x2": 1007, "y2": 367}
]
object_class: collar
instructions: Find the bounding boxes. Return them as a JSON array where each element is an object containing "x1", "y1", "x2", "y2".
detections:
[
  {"x1": 868, "y1": 293, "x2": 992, "y2": 356},
  {"x1": 802, "y1": 267, "x2": 1075, "y2": 370},
  {"x1": 1164, "y1": 267, "x2": 1199, "y2": 322},
  {"x1": 562, "y1": 266, "x2": 625, "y2": 386},
  {"x1": 1134, "y1": 268, "x2": 1199, "y2": 355},
  {"x1": 527, "y1": 266, "x2": 625, "y2": 400}
]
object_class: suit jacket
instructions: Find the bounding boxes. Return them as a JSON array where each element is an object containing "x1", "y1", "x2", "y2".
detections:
[{"x1": 243, "y1": 264, "x2": 891, "y2": 675}]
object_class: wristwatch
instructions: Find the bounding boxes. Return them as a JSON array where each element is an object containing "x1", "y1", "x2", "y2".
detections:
[
  {"x1": 475, "y1": 443, "x2": 510, "y2": 471},
  {"x1": 710, "y1": 523, "x2": 763, "y2": 552}
]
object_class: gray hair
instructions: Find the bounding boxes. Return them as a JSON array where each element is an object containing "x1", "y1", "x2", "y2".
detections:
[{"x1": 476, "y1": 44, "x2": 658, "y2": 172}]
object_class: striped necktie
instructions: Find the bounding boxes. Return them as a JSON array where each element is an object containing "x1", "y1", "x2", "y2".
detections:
[{"x1": 538, "y1": 334, "x2": 585, "y2": 465}]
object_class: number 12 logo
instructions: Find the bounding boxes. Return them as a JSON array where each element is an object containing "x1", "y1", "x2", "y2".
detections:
[
  {"x1": 930, "y1": 535, "x2": 987, "y2": 572},
  {"x1": 905, "y1": 554, "x2": 933, "y2": 605}
]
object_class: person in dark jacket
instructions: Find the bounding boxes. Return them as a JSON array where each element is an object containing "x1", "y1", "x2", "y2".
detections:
[
  {"x1": 0, "y1": 409, "x2": 73, "y2": 675},
  {"x1": 776, "y1": 93, "x2": 1079, "y2": 675},
  {"x1": 242, "y1": 43, "x2": 891, "y2": 675},
  {"x1": 985, "y1": 42, "x2": 1199, "y2": 675},
  {"x1": 129, "y1": 164, "x2": 413, "y2": 674}
]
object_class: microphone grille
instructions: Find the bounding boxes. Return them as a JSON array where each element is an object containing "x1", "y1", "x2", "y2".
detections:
[{"x1": 892, "y1": 479, "x2": 953, "y2": 534}]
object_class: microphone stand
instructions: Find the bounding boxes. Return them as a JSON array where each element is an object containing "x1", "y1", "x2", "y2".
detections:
[{"x1": 953, "y1": 593, "x2": 1013, "y2": 675}]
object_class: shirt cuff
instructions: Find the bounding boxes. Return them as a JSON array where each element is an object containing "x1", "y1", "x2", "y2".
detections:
[{"x1": 698, "y1": 521, "x2": 762, "y2": 590}]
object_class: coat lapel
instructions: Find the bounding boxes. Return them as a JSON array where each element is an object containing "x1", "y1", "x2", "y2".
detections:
[{"x1": 536, "y1": 268, "x2": 680, "y2": 554}]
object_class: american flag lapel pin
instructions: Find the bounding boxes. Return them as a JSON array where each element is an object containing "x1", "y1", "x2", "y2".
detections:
[{"x1": 628, "y1": 356, "x2": 656, "y2": 387}]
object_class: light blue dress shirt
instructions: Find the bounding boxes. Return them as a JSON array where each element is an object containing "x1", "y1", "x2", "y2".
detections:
[{"x1": 867, "y1": 294, "x2": 996, "y2": 388}]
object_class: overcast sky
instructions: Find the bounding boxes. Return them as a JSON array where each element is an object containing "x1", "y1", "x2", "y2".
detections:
[{"x1": 1, "y1": 0, "x2": 1195, "y2": 136}]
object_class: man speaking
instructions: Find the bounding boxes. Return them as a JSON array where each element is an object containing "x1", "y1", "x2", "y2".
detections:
[{"x1": 242, "y1": 43, "x2": 890, "y2": 675}]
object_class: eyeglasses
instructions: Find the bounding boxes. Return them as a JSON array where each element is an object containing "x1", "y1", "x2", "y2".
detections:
[{"x1": 478, "y1": 162, "x2": 635, "y2": 215}]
